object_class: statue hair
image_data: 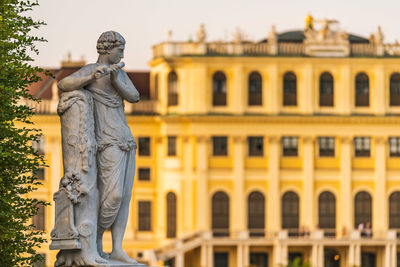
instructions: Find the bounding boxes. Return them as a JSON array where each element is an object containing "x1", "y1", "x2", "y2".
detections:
[{"x1": 96, "y1": 31, "x2": 126, "y2": 55}]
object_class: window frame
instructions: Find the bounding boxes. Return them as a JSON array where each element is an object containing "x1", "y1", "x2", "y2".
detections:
[{"x1": 212, "y1": 136, "x2": 228, "y2": 156}]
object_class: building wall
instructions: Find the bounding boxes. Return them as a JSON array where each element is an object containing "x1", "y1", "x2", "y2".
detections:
[{"x1": 31, "y1": 55, "x2": 400, "y2": 267}]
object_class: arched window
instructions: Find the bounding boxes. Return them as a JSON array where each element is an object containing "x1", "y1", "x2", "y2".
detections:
[
  {"x1": 319, "y1": 72, "x2": 334, "y2": 107},
  {"x1": 154, "y1": 74, "x2": 159, "y2": 100},
  {"x1": 354, "y1": 191, "x2": 372, "y2": 228},
  {"x1": 319, "y1": 191, "x2": 336, "y2": 236},
  {"x1": 212, "y1": 191, "x2": 229, "y2": 237},
  {"x1": 283, "y1": 72, "x2": 297, "y2": 106},
  {"x1": 168, "y1": 71, "x2": 178, "y2": 106},
  {"x1": 355, "y1": 72, "x2": 369, "y2": 107},
  {"x1": 282, "y1": 191, "x2": 299, "y2": 231},
  {"x1": 247, "y1": 191, "x2": 265, "y2": 237},
  {"x1": 390, "y1": 73, "x2": 400, "y2": 106},
  {"x1": 212, "y1": 71, "x2": 227, "y2": 106},
  {"x1": 389, "y1": 191, "x2": 400, "y2": 228},
  {"x1": 166, "y1": 192, "x2": 177, "y2": 238},
  {"x1": 248, "y1": 71, "x2": 262, "y2": 106}
]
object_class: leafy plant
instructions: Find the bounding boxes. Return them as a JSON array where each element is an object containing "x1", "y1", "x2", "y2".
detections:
[
  {"x1": 287, "y1": 257, "x2": 311, "y2": 267},
  {"x1": 0, "y1": 0, "x2": 49, "y2": 266}
]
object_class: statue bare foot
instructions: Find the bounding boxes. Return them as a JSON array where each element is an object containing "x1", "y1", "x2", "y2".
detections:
[
  {"x1": 110, "y1": 249, "x2": 145, "y2": 265},
  {"x1": 95, "y1": 254, "x2": 108, "y2": 264}
]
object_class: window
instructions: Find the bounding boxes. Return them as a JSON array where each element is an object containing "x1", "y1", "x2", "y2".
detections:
[
  {"x1": 167, "y1": 136, "x2": 177, "y2": 156},
  {"x1": 281, "y1": 191, "x2": 299, "y2": 229},
  {"x1": 168, "y1": 71, "x2": 178, "y2": 106},
  {"x1": 389, "y1": 137, "x2": 400, "y2": 157},
  {"x1": 354, "y1": 191, "x2": 372, "y2": 228},
  {"x1": 32, "y1": 136, "x2": 45, "y2": 155},
  {"x1": 318, "y1": 191, "x2": 336, "y2": 236},
  {"x1": 355, "y1": 72, "x2": 370, "y2": 107},
  {"x1": 34, "y1": 167, "x2": 45, "y2": 181},
  {"x1": 166, "y1": 192, "x2": 177, "y2": 238},
  {"x1": 138, "y1": 201, "x2": 151, "y2": 231},
  {"x1": 319, "y1": 72, "x2": 334, "y2": 107},
  {"x1": 354, "y1": 137, "x2": 370, "y2": 157},
  {"x1": 247, "y1": 191, "x2": 265, "y2": 237},
  {"x1": 33, "y1": 203, "x2": 45, "y2": 231},
  {"x1": 248, "y1": 71, "x2": 262, "y2": 106},
  {"x1": 389, "y1": 191, "x2": 400, "y2": 229},
  {"x1": 138, "y1": 168, "x2": 150, "y2": 181},
  {"x1": 319, "y1": 137, "x2": 335, "y2": 157},
  {"x1": 390, "y1": 73, "x2": 400, "y2": 106},
  {"x1": 212, "y1": 71, "x2": 227, "y2": 106},
  {"x1": 212, "y1": 136, "x2": 228, "y2": 156},
  {"x1": 248, "y1": 136, "x2": 264, "y2": 157},
  {"x1": 138, "y1": 137, "x2": 151, "y2": 156},
  {"x1": 282, "y1": 136, "x2": 298, "y2": 156},
  {"x1": 212, "y1": 191, "x2": 230, "y2": 237},
  {"x1": 283, "y1": 72, "x2": 297, "y2": 106}
]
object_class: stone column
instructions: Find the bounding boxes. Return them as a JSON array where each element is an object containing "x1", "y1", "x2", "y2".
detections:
[
  {"x1": 391, "y1": 243, "x2": 397, "y2": 267},
  {"x1": 340, "y1": 137, "x2": 352, "y2": 234},
  {"x1": 207, "y1": 244, "x2": 213, "y2": 267},
  {"x1": 233, "y1": 136, "x2": 246, "y2": 234},
  {"x1": 302, "y1": 136, "x2": 314, "y2": 228},
  {"x1": 200, "y1": 244, "x2": 207, "y2": 267},
  {"x1": 273, "y1": 242, "x2": 282, "y2": 267},
  {"x1": 268, "y1": 136, "x2": 281, "y2": 232},
  {"x1": 354, "y1": 244, "x2": 361, "y2": 267},
  {"x1": 237, "y1": 244, "x2": 244, "y2": 267},
  {"x1": 243, "y1": 244, "x2": 250, "y2": 267},
  {"x1": 197, "y1": 136, "x2": 209, "y2": 231},
  {"x1": 311, "y1": 245, "x2": 318, "y2": 267},
  {"x1": 317, "y1": 244, "x2": 324, "y2": 267},
  {"x1": 348, "y1": 244, "x2": 355, "y2": 266},
  {"x1": 374, "y1": 136, "x2": 387, "y2": 232},
  {"x1": 156, "y1": 136, "x2": 165, "y2": 240},
  {"x1": 183, "y1": 136, "x2": 194, "y2": 233},
  {"x1": 281, "y1": 244, "x2": 288, "y2": 266},
  {"x1": 384, "y1": 244, "x2": 392, "y2": 267}
]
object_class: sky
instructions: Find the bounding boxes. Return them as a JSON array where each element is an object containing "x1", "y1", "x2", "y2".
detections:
[{"x1": 30, "y1": 0, "x2": 400, "y2": 70}]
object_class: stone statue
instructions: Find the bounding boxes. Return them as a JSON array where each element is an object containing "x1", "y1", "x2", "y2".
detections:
[{"x1": 50, "y1": 31, "x2": 144, "y2": 266}]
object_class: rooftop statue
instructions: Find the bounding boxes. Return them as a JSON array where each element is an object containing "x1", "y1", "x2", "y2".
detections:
[{"x1": 50, "y1": 31, "x2": 144, "y2": 267}]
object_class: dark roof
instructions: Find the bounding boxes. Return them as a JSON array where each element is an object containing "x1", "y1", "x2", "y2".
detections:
[
  {"x1": 259, "y1": 30, "x2": 370, "y2": 44},
  {"x1": 27, "y1": 67, "x2": 150, "y2": 100}
]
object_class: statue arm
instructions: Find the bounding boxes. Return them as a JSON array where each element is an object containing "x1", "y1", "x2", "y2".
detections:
[
  {"x1": 58, "y1": 65, "x2": 101, "y2": 92},
  {"x1": 111, "y1": 70, "x2": 140, "y2": 103}
]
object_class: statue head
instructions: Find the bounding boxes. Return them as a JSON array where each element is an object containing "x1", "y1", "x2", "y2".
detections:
[{"x1": 96, "y1": 31, "x2": 126, "y2": 64}]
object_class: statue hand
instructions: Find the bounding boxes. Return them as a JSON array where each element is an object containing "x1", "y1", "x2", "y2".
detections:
[
  {"x1": 109, "y1": 64, "x2": 120, "y2": 82},
  {"x1": 92, "y1": 65, "x2": 108, "y2": 80}
]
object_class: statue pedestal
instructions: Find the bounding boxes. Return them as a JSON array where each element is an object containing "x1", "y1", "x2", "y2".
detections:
[{"x1": 97, "y1": 261, "x2": 154, "y2": 267}]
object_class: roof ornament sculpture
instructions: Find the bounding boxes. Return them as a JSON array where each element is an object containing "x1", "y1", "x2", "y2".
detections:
[{"x1": 197, "y1": 24, "x2": 206, "y2": 43}]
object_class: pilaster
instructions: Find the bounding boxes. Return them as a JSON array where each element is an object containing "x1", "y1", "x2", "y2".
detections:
[
  {"x1": 183, "y1": 136, "x2": 194, "y2": 233},
  {"x1": 268, "y1": 136, "x2": 281, "y2": 231},
  {"x1": 196, "y1": 136, "x2": 209, "y2": 231},
  {"x1": 374, "y1": 136, "x2": 387, "y2": 232},
  {"x1": 155, "y1": 136, "x2": 165, "y2": 240},
  {"x1": 302, "y1": 136, "x2": 314, "y2": 228},
  {"x1": 340, "y1": 136, "x2": 352, "y2": 233},
  {"x1": 233, "y1": 135, "x2": 246, "y2": 232}
]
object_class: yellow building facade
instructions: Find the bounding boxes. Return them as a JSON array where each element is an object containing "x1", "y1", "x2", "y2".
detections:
[{"x1": 28, "y1": 18, "x2": 400, "y2": 267}]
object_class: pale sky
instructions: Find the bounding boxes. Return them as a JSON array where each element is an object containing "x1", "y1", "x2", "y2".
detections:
[{"x1": 30, "y1": 0, "x2": 400, "y2": 70}]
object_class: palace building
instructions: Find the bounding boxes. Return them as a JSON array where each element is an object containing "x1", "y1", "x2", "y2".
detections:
[{"x1": 27, "y1": 16, "x2": 400, "y2": 267}]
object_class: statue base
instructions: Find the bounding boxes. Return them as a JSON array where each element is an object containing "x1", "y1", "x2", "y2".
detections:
[{"x1": 97, "y1": 262, "x2": 153, "y2": 267}]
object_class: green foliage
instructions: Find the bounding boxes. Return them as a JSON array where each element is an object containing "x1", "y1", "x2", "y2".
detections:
[
  {"x1": 287, "y1": 257, "x2": 311, "y2": 267},
  {"x1": 0, "y1": 0, "x2": 49, "y2": 266}
]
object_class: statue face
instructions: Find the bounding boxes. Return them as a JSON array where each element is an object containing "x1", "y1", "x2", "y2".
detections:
[{"x1": 108, "y1": 45, "x2": 125, "y2": 64}]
